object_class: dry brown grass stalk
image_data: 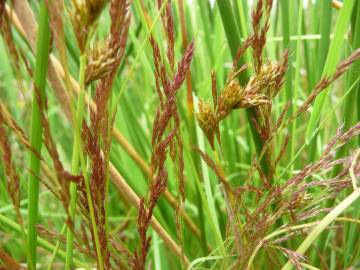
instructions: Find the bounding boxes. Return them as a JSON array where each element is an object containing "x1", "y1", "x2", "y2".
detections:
[{"x1": 0, "y1": 249, "x2": 24, "y2": 270}]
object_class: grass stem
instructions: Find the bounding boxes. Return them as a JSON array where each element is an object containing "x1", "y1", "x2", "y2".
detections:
[
  {"x1": 65, "y1": 53, "x2": 87, "y2": 269},
  {"x1": 290, "y1": 1, "x2": 303, "y2": 176},
  {"x1": 27, "y1": 1, "x2": 51, "y2": 269}
]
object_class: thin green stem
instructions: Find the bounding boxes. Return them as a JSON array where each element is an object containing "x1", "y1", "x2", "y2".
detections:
[
  {"x1": 280, "y1": 0, "x2": 292, "y2": 151},
  {"x1": 290, "y1": 1, "x2": 303, "y2": 175},
  {"x1": 59, "y1": 51, "x2": 104, "y2": 267},
  {"x1": 65, "y1": 54, "x2": 87, "y2": 269},
  {"x1": 46, "y1": 225, "x2": 66, "y2": 270},
  {"x1": 27, "y1": 1, "x2": 51, "y2": 269},
  {"x1": 316, "y1": 1, "x2": 333, "y2": 82}
]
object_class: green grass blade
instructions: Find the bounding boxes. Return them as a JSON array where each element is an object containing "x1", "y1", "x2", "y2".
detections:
[
  {"x1": 290, "y1": 1, "x2": 303, "y2": 176},
  {"x1": 316, "y1": 1, "x2": 333, "y2": 81},
  {"x1": 342, "y1": 2, "x2": 360, "y2": 267},
  {"x1": 307, "y1": 0, "x2": 333, "y2": 161},
  {"x1": 306, "y1": 0, "x2": 355, "y2": 142},
  {"x1": 27, "y1": 1, "x2": 51, "y2": 269},
  {"x1": 280, "y1": 0, "x2": 292, "y2": 102}
]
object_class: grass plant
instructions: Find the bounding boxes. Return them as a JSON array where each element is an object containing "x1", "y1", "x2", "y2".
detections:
[{"x1": 0, "y1": 0, "x2": 360, "y2": 269}]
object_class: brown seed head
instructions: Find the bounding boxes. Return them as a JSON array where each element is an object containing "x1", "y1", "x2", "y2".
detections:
[
  {"x1": 247, "y1": 59, "x2": 286, "y2": 99},
  {"x1": 86, "y1": 0, "x2": 131, "y2": 84},
  {"x1": 196, "y1": 76, "x2": 269, "y2": 149},
  {"x1": 218, "y1": 80, "x2": 245, "y2": 118},
  {"x1": 70, "y1": 0, "x2": 106, "y2": 51},
  {"x1": 196, "y1": 100, "x2": 218, "y2": 149}
]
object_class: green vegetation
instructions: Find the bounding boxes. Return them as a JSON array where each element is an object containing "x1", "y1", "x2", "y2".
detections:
[{"x1": 0, "y1": 0, "x2": 359, "y2": 269}]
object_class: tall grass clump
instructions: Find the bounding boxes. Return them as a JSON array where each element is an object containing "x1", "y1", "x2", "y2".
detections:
[{"x1": 0, "y1": 0, "x2": 360, "y2": 269}]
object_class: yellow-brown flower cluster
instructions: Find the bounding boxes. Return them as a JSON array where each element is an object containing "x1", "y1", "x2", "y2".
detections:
[{"x1": 196, "y1": 63, "x2": 286, "y2": 149}]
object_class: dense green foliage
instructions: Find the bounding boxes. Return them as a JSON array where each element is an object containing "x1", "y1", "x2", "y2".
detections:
[{"x1": 0, "y1": 0, "x2": 359, "y2": 269}]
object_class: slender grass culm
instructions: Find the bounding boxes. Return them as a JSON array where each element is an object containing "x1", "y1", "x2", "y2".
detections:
[
  {"x1": 27, "y1": 1, "x2": 51, "y2": 269},
  {"x1": 65, "y1": 0, "x2": 107, "y2": 269},
  {"x1": 65, "y1": 53, "x2": 87, "y2": 270},
  {"x1": 1, "y1": 0, "x2": 360, "y2": 269}
]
